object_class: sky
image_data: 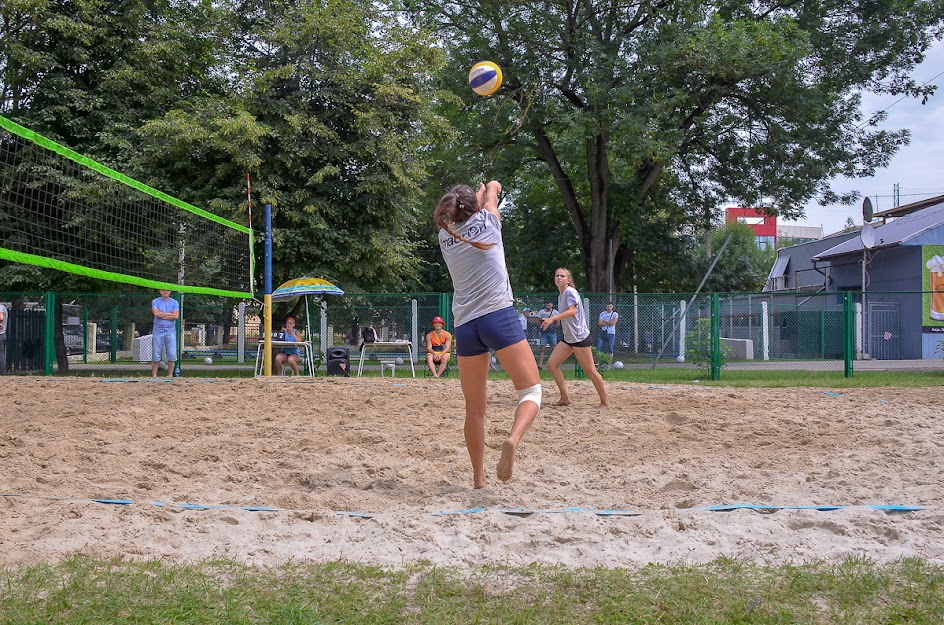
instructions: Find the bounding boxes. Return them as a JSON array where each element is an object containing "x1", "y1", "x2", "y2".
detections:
[{"x1": 790, "y1": 41, "x2": 944, "y2": 235}]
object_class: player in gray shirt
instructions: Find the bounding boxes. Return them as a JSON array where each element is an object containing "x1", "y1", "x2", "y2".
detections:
[
  {"x1": 435, "y1": 181, "x2": 542, "y2": 488},
  {"x1": 539, "y1": 267, "x2": 610, "y2": 407}
]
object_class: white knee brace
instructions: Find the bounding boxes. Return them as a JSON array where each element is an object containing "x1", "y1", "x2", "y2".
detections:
[{"x1": 516, "y1": 383, "x2": 542, "y2": 409}]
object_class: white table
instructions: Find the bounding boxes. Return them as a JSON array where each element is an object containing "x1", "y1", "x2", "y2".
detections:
[
  {"x1": 255, "y1": 340, "x2": 316, "y2": 377},
  {"x1": 356, "y1": 341, "x2": 415, "y2": 377}
]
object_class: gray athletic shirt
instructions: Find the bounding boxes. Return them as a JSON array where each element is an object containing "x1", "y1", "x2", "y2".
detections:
[
  {"x1": 439, "y1": 210, "x2": 514, "y2": 327},
  {"x1": 558, "y1": 286, "x2": 590, "y2": 343}
]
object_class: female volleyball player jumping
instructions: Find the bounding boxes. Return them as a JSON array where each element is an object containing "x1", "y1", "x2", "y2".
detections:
[{"x1": 435, "y1": 181, "x2": 541, "y2": 489}]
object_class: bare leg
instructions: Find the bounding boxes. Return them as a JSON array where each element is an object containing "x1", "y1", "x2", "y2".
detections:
[
  {"x1": 493, "y1": 340, "x2": 541, "y2": 483},
  {"x1": 166, "y1": 360, "x2": 176, "y2": 378},
  {"x1": 572, "y1": 346, "x2": 610, "y2": 407},
  {"x1": 538, "y1": 346, "x2": 546, "y2": 368},
  {"x1": 288, "y1": 354, "x2": 300, "y2": 375},
  {"x1": 458, "y1": 353, "x2": 490, "y2": 488},
  {"x1": 151, "y1": 361, "x2": 159, "y2": 377},
  {"x1": 427, "y1": 354, "x2": 438, "y2": 377},
  {"x1": 546, "y1": 342, "x2": 574, "y2": 405},
  {"x1": 437, "y1": 354, "x2": 450, "y2": 377},
  {"x1": 274, "y1": 353, "x2": 285, "y2": 375}
]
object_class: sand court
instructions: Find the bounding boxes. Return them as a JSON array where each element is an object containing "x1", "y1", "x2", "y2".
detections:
[{"x1": 0, "y1": 376, "x2": 941, "y2": 568}]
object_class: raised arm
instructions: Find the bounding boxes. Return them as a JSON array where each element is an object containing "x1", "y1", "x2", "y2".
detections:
[{"x1": 475, "y1": 180, "x2": 503, "y2": 221}]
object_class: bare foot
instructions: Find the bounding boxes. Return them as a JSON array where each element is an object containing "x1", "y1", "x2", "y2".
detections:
[
  {"x1": 473, "y1": 479, "x2": 487, "y2": 489},
  {"x1": 497, "y1": 438, "x2": 517, "y2": 483},
  {"x1": 554, "y1": 398, "x2": 571, "y2": 406}
]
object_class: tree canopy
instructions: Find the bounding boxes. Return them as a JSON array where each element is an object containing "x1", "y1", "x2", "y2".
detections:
[
  {"x1": 1, "y1": 0, "x2": 450, "y2": 294},
  {"x1": 407, "y1": 0, "x2": 944, "y2": 291},
  {"x1": 2, "y1": 0, "x2": 942, "y2": 297}
]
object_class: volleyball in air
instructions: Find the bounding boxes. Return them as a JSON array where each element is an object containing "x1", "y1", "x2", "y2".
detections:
[
  {"x1": 204, "y1": 357, "x2": 213, "y2": 365},
  {"x1": 468, "y1": 61, "x2": 503, "y2": 96}
]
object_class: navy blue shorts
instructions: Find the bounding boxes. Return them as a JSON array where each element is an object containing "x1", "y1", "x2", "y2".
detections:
[{"x1": 455, "y1": 306, "x2": 526, "y2": 357}]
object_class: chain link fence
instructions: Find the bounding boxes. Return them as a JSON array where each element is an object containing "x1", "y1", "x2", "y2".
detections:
[{"x1": 0, "y1": 290, "x2": 936, "y2": 377}]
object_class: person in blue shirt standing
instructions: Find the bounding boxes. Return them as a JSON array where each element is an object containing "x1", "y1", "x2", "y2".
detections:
[{"x1": 151, "y1": 289, "x2": 179, "y2": 378}]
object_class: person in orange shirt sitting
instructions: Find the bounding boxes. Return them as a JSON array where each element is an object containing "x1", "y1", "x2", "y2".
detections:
[{"x1": 425, "y1": 316, "x2": 453, "y2": 378}]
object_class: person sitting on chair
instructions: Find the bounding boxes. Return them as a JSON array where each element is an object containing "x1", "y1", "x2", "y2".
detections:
[
  {"x1": 425, "y1": 316, "x2": 452, "y2": 378},
  {"x1": 274, "y1": 316, "x2": 304, "y2": 376},
  {"x1": 360, "y1": 323, "x2": 377, "y2": 348}
]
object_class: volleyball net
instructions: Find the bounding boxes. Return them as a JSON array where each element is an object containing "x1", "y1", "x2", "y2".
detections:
[{"x1": 0, "y1": 115, "x2": 253, "y2": 298}]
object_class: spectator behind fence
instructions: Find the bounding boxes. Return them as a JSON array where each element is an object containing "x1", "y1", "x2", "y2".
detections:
[
  {"x1": 360, "y1": 323, "x2": 377, "y2": 348},
  {"x1": 517, "y1": 306, "x2": 530, "y2": 332},
  {"x1": 597, "y1": 302, "x2": 619, "y2": 355},
  {"x1": 533, "y1": 301, "x2": 559, "y2": 370}
]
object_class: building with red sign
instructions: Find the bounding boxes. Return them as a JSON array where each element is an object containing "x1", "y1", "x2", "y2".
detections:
[{"x1": 725, "y1": 207, "x2": 777, "y2": 250}]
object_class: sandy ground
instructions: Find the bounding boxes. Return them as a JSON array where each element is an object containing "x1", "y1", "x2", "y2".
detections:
[{"x1": 1, "y1": 376, "x2": 942, "y2": 569}]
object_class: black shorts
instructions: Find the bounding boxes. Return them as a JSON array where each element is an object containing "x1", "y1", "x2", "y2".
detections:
[{"x1": 563, "y1": 336, "x2": 593, "y2": 348}]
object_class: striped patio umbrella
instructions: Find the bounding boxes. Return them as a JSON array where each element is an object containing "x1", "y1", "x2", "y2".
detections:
[
  {"x1": 271, "y1": 277, "x2": 344, "y2": 301},
  {"x1": 269, "y1": 277, "x2": 344, "y2": 344}
]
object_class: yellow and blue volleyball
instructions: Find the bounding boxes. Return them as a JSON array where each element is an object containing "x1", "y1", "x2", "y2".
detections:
[{"x1": 468, "y1": 61, "x2": 503, "y2": 97}]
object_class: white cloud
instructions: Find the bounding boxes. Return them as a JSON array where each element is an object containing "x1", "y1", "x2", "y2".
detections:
[{"x1": 792, "y1": 40, "x2": 944, "y2": 234}]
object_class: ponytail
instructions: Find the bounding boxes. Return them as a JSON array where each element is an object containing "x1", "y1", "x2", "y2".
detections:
[{"x1": 433, "y1": 185, "x2": 496, "y2": 250}]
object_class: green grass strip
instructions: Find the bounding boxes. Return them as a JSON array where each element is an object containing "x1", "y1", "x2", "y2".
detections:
[
  {"x1": 0, "y1": 114, "x2": 250, "y2": 235},
  {"x1": 1, "y1": 556, "x2": 942, "y2": 624},
  {"x1": 0, "y1": 248, "x2": 250, "y2": 298}
]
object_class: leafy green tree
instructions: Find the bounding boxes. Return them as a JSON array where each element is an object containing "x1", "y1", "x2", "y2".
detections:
[
  {"x1": 697, "y1": 223, "x2": 775, "y2": 292},
  {"x1": 0, "y1": 0, "x2": 232, "y2": 370},
  {"x1": 133, "y1": 0, "x2": 450, "y2": 293},
  {"x1": 406, "y1": 0, "x2": 944, "y2": 291}
]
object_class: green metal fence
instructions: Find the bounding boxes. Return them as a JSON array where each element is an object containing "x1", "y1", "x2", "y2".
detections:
[{"x1": 0, "y1": 290, "x2": 937, "y2": 377}]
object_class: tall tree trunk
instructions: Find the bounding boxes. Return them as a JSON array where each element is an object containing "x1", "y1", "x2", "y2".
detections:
[
  {"x1": 532, "y1": 124, "x2": 616, "y2": 292},
  {"x1": 585, "y1": 134, "x2": 610, "y2": 292}
]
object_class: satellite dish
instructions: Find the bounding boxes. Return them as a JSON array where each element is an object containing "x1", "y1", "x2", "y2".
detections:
[
  {"x1": 860, "y1": 222, "x2": 875, "y2": 249},
  {"x1": 862, "y1": 197, "x2": 874, "y2": 223}
]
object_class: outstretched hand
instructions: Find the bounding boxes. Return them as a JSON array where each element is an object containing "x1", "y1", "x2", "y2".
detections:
[{"x1": 480, "y1": 180, "x2": 502, "y2": 215}]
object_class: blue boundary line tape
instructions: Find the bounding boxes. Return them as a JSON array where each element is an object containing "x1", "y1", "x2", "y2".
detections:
[
  {"x1": 431, "y1": 507, "x2": 488, "y2": 516},
  {"x1": 0, "y1": 493, "x2": 926, "y2": 516}
]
